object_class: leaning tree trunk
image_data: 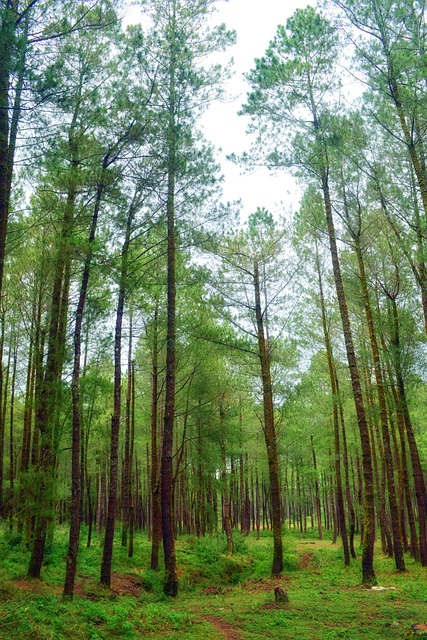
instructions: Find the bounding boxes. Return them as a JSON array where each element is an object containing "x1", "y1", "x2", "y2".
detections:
[
  {"x1": 354, "y1": 237, "x2": 405, "y2": 571},
  {"x1": 320, "y1": 172, "x2": 376, "y2": 585}
]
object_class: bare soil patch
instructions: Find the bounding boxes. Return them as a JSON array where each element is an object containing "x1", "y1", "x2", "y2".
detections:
[
  {"x1": 110, "y1": 572, "x2": 142, "y2": 597},
  {"x1": 13, "y1": 578, "x2": 60, "y2": 596},
  {"x1": 204, "y1": 615, "x2": 242, "y2": 640}
]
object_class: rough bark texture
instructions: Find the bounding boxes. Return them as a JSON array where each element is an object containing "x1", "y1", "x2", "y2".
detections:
[
  {"x1": 64, "y1": 173, "x2": 104, "y2": 597},
  {"x1": 100, "y1": 197, "x2": 134, "y2": 586},
  {"x1": 0, "y1": 9, "x2": 13, "y2": 301},
  {"x1": 254, "y1": 259, "x2": 283, "y2": 575},
  {"x1": 315, "y1": 243, "x2": 350, "y2": 565},
  {"x1": 390, "y1": 297, "x2": 427, "y2": 565},
  {"x1": 150, "y1": 304, "x2": 162, "y2": 571},
  {"x1": 354, "y1": 239, "x2": 405, "y2": 571},
  {"x1": 28, "y1": 156, "x2": 76, "y2": 578},
  {"x1": 161, "y1": 1, "x2": 179, "y2": 597},
  {"x1": 321, "y1": 175, "x2": 376, "y2": 585}
]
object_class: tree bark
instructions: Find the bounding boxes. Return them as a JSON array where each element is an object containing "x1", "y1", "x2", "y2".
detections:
[
  {"x1": 100, "y1": 194, "x2": 136, "y2": 586},
  {"x1": 354, "y1": 237, "x2": 405, "y2": 571},
  {"x1": 315, "y1": 243, "x2": 349, "y2": 565},
  {"x1": 64, "y1": 165, "x2": 105, "y2": 597},
  {"x1": 320, "y1": 173, "x2": 376, "y2": 585},
  {"x1": 254, "y1": 258, "x2": 283, "y2": 575},
  {"x1": 150, "y1": 303, "x2": 162, "y2": 571}
]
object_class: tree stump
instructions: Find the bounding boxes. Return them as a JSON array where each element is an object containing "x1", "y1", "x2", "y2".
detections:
[{"x1": 274, "y1": 586, "x2": 289, "y2": 603}]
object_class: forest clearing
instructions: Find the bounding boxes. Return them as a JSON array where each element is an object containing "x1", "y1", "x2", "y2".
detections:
[
  {"x1": 1, "y1": 0, "x2": 427, "y2": 637},
  {"x1": 0, "y1": 526, "x2": 425, "y2": 640}
]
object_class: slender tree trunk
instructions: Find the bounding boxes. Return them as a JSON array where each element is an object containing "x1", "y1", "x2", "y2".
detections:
[
  {"x1": 385, "y1": 354, "x2": 419, "y2": 559},
  {"x1": 150, "y1": 303, "x2": 162, "y2": 571},
  {"x1": 64, "y1": 168, "x2": 105, "y2": 596},
  {"x1": 100, "y1": 195, "x2": 136, "y2": 586},
  {"x1": 161, "y1": 6, "x2": 179, "y2": 595},
  {"x1": 220, "y1": 403, "x2": 233, "y2": 555},
  {"x1": 390, "y1": 296, "x2": 427, "y2": 565},
  {"x1": 315, "y1": 243, "x2": 350, "y2": 565},
  {"x1": 128, "y1": 359, "x2": 135, "y2": 558},
  {"x1": 335, "y1": 373, "x2": 356, "y2": 558},
  {"x1": 354, "y1": 237, "x2": 405, "y2": 571},
  {"x1": 28, "y1": 165, "x2": 76, "y2": 578},
  {"x1": 311, "y1": 435, "x2": 323, "y2": 540},
  {"x1": 122, "y1": 309, "x2": 133, "y2": 547},
  {"x1": 8, "y1": 338, "x2": 17, "y2": 521},
  {"x1": 0, "y1": 10, "x2": 14, "y2": 302},
  {"x1": 254, "y1": 258, "x2": 283, "y2": 575},
  {"x1": 320, "y1": 173, "x2": 376, "y2": 585}
]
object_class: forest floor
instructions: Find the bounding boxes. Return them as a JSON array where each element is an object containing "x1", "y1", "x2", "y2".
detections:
[{"x1": 0, "y1": 526, "x2": 425, "y2": 639}]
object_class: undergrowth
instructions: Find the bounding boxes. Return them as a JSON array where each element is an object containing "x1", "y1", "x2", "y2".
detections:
[{"x1": 0, "y1": 526, "x2": 425, "y2": 639}]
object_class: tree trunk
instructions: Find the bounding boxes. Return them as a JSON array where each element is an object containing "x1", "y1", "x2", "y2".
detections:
[
  {"x1": 100, "y1": 195, "x2": 136, "y2": 586},
  {"x1": 28, "y1": 163, "x2": 76, "y2": 578},
  {"x1": 311, "y1": 435, "x2": 323, "y2": 541},
  {"x1": 122, "y1": 308, "x2": 133, "y2": 548},
  {"x1": 390, "y1": 296, "x2": 427, "y2": 565},
  {"x1": 220, "y1": 403, "x2": 233, "y2": 555},
  {"x1": 161, "y1": 4, "x2": 179, "y2": 595},
  {"x1": 320, "y1": 173, "x2": 376, "y2": 585},
  {"x1": 315, "y1": 243, "x2": 349, "y2": 565},
  {"x1": 354, "y1": 238, "x2": 405, "y2": 571},
  {"x1": 254, "y1": 258, "x2": 283, "y2": 575},
  {"x1": 150, "y1": 303, "x2": 162, "y2": 571},
  {"x1": 64, "y1": 168, "x2": 105, "y2": 597}
]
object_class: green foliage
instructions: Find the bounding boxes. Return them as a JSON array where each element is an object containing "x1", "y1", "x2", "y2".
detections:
[{"x1": 0, "y1": 526, "x2": 424, "y2": 639}]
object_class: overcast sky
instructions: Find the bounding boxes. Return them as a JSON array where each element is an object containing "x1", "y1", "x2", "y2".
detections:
[
  {"x1": 201, "y1": 0, "x2": 317, "y2": 220},
  {"x1": 125, "y1": 0, "x2": 314, "y2": 221}
]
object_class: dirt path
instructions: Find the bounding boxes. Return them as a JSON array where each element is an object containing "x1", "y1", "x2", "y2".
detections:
[{"x1": 203, "y1": 615, "x2": 242, "y2": 640}]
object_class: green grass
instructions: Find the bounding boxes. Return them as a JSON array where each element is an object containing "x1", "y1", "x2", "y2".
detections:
[{"x1": 0, "y1": 526, "x2": 425, "y2": 639}]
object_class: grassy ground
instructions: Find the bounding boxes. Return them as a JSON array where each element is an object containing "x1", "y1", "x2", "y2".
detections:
[{"x1": 0, "y1": 526, "x2": 425, "y2": 639}]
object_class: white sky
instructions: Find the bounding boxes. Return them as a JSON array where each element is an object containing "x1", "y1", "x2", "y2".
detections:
[
  {"x1": 125, "y1": 0, "x2": 314, "y2": 221},
  {"x1": 200, "y1": 0, "x2": 314, "y2": 221}
]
